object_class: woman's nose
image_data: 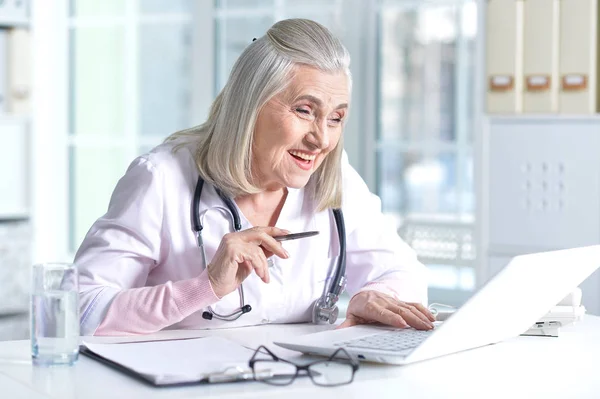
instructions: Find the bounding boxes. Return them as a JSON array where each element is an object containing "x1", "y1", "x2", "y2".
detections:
[{"x1": 308, "y1": 120, "x2": 330, "y2": 149}]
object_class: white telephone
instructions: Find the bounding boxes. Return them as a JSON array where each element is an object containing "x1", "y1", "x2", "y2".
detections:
[
  {"x1": 428, "y1": 287, "x2": 586, "y2": 337},
  {"x1": 521, "y1": 287, "x2": 585, "y2": 337}
]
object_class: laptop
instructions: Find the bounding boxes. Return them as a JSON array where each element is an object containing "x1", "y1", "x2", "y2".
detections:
[{"x1": 275, "y1": 245, "x2": 600, "y2": 365}]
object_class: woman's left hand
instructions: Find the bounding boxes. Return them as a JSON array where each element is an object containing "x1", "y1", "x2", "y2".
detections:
[{"x1": 338, "y1": 290, "x2": 436, "y2": 330}]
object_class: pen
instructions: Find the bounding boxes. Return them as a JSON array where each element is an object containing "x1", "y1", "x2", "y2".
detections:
[{"x1": 273, "y1": 231, "x2": 319, "y2": 241}]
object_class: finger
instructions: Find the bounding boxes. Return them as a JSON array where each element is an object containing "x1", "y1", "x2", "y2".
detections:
[
  {"x1": 262, "y1": 226, "x2": 291, "y2": 236},
  {"x1": 237, "y1": 260, "x2": 253, "y2": 281},
  {"x1": 240, "y1": 229, "x2": 288, "y2": 258},
  {"x1": 254, "y1": 232, "x2": 290, "y2": 259},
  {"x1": 400, "y1": 303, "x2": 434, "y2": 326},
  {"x1": 262, "y1": 250, "x2": 275, "y2": 259},
  {"x1": 336, "y1": 318, "x2": 358, "y2": 330},
  {"x1": 410, "y1": 303, "x2": 436, "y2": 322},
  {"x1": 395, "y1": 306, "x2": 433, "y2": 330},
  {"x1": 235, "y1": 244, "x2": 269, "y2": 283},
  {"x1": 249, "y1": 246, "x2": 270, "y2": 284},
  {"x1": 371, "y1": 306, "x2": 409, "y2": 329},
  {"x1": 240, "y1": 253, "x2": 262, "y2": 280},
  {"x1": 235, "y1": 250, "x2": 254, "y2": 280},
  {"x1": 256, "y1": 247, "x2": 270, "y2": 283},
  {"x1": 246, "y1": 226, "x2": 290, "y2": 238}
]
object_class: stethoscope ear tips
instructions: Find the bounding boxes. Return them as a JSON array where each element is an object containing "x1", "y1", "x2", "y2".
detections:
[{"x1": 202, "y1": 305, "x2": 251, "y2": 321}]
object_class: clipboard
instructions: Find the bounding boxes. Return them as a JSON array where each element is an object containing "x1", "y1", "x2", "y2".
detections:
[
  {"x1": 79, "y1": 336, "x2": 274, "y2": 387},
  {"x1": 80, "y1": 346, "x2": 266, "y2": 386}
]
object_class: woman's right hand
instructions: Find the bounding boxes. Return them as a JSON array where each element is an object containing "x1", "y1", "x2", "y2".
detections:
[{"x1": 206, "y1": 226, "x2": 290, "y2": 298}]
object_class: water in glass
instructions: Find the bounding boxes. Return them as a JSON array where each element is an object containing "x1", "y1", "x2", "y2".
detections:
[{"x1": 31, "y1": 263, "x2": 79, "y2": 366}]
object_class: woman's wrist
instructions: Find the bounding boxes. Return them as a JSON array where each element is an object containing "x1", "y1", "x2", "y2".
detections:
[{"x1": 206, "y1": 266, "x2": 225, "y2": 299}]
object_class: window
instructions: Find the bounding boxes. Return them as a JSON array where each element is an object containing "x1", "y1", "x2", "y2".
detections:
[
  {"x1": 213, "y1": 0, "x2": 343, "y2": 92},
  {"x1": 376, "y1": 0, "x2": 478, "y2": 304},
  {"x1": 67, "y1": 0, "x2": 194, "y2": 251}
]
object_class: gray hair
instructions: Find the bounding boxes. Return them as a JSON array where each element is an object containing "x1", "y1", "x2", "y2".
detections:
[{"x1": 168, "y1": 18, "x2": 351, "y2": 211}]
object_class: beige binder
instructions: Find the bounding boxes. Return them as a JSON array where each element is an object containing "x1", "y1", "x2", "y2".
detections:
[
  {"x1": 486, "y1": 0, "x2": 521, "y2": 113},
  {"x1": 7, "y1": 29, "x2": 31, "y2": 115},
  {"x1": 522, "y1": 0, "x2": 558, "y2": 113},
  {"x1": 558, "y1": 0, "x2": 599, "y2": 114}
]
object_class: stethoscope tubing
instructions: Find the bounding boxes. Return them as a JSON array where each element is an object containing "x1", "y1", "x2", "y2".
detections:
[{"x1": 192, "y1": 176, "x2": 345, "y2": 321}]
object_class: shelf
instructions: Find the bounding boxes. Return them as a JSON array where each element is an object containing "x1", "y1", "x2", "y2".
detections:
[
  {"x1": 0, "y1": 212, "x2": 29, "y2": 221},
  {"x1": 0, "y1": 114, "x2": 30, "y2": 124},
  {"x1": 0, "y1": 17, "x2": 29, "y2": 28},
  {"x1": 486, "y1": 114, "x2": 600, "y2": 124}
]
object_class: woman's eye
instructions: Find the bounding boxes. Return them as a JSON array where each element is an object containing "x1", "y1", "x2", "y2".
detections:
[{"x1": 295, "y1": 108, "x2": 310, "y2": 114}]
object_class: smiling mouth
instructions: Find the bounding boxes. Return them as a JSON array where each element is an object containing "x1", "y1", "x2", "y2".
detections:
[
  {"x1": 288, "y1": 150, "x2": 317, "y2": 170},
  {"x1": 288, "y1": 150, "x2": 317, "y2": 162}
]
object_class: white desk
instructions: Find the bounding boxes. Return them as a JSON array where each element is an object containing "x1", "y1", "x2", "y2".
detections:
[{"x1": 1, "y1": 316, "x2": 599, "y2": 399}]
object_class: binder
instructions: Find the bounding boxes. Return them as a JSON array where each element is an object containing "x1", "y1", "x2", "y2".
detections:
[
  {"x1": 0, "y1": 118, "x2": 28, "y2": 215},
  {"x1": 522, "y1": 0, "x2": 557, "y2": 113},
  {"x1": 558, "y1": 0, "x2": 599, "y2": 114},
  {"x1": 486, "y1": 0, "x2": 521, "y2": 113},
  {"x1": 6, "y1": 28, "x2": 30, "y2": 115},
  {"x1": 0, "y1": 29, "x2": 6, "y2": 113}
]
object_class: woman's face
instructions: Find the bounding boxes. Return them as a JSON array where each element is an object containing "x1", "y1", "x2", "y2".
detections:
[{"x1": 252, "y1": 66, "x2": 349, "y2": 191}]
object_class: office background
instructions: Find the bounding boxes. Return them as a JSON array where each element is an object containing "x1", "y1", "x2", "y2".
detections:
[{"x1": 0, "y1": 0, "x2": 599, "y2": 340}]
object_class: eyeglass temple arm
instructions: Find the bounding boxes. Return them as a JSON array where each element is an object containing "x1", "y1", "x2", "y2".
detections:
[
  {"x1": 249, "y1": 345, "x2": 282, "y2": 365},
  {"x1": 327, "y1": 347, "x2": 360, "y2": 367}
]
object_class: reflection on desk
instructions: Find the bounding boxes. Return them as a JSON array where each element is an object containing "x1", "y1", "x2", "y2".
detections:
[
  {"x1": 0, "y1": 316, "x2": 599, "y2": 398},
  {"x1": 0, "y1": 312, "x2": 28, "y2": 341}
]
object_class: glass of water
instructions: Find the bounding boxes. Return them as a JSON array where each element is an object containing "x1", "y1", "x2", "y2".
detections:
[{"x1": 31, "y1": 263, "x2": 80, "y2": 366}]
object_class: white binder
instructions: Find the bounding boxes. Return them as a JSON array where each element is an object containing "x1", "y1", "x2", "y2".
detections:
[
  {"x1": 0, "y1": 29, "x2": 7, "y2": 113},
  {"x1": 558, "y1": 0, "x2": 599, "y2": 114},
  {"x1": 0, "y1": 117, "x2": 28, "y2": 217},
  {"x1": 486, "y1": 0, "x2": 521, "y2": 113},
  {"x1": 6, "y1": 28, "x2": 30, "y2": 114},
  {"x1": 522, "y1": 0, "x2": 557, "y2": 113}
]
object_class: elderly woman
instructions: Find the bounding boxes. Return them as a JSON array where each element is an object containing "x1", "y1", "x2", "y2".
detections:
[{"x1": 76, "y1": 19, "x2": 434, "y2": 336}]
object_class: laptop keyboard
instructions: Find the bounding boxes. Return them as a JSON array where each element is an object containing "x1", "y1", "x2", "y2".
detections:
[{"x1": 334, "y1": 329, "x2": 434, "y2": 352}]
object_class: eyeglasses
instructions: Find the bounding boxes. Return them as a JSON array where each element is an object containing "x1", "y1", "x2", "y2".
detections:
[{"x1": 248, "y1": 346, "x2": 359, "y2": 387}]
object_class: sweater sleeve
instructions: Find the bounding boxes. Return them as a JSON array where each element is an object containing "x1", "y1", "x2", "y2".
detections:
[{"x1": 95, "y1": 269, "x2": 220, "y2": 336}]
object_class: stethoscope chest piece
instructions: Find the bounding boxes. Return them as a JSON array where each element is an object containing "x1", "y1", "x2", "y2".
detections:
[
  {"x1": 312, "y1": 297, "x2": 340, "y2": 324},
  {"x1": 312, "y1": 274, "x2": 346, "y2": 325}
]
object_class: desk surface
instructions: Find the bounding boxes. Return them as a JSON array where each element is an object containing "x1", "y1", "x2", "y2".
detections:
[{"x1": 1, "y1": 316, "x2": 599, "y2": 399}]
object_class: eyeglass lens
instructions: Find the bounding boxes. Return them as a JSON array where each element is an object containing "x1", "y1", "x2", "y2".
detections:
[
  {"x1": 252, "y1": 360, "x2": 297, "y2": 385},
  {"x1": 308, "y1": 360, "x2": 355, "y2": 386}
]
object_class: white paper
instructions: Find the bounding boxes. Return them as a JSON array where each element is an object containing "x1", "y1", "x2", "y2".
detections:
[{"x1": 82, "y1": 336, "x2": 256, "y2": 384}]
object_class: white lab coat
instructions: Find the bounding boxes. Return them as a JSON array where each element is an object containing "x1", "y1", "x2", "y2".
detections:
[{"x1": 75, "y1": 139, "x2": 428, "y2": 335}]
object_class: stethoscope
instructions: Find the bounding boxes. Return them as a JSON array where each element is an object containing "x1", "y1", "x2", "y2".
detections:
[{"x1": 192, "y1": 176, "x2": 347, "y2": 324}]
